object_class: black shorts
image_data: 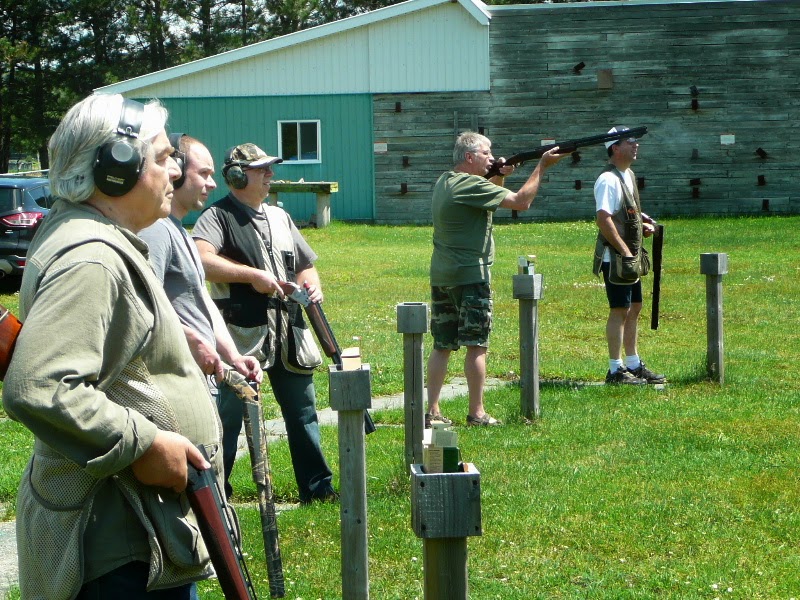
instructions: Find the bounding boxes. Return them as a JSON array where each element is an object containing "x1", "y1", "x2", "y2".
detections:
[{"x1": 601, "y1": 262, "x2": 643, "y2": 309}]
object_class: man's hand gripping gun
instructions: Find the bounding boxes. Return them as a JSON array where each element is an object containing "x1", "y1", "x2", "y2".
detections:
[
  {"x1": 0, "y1": 305, "x2": 269, "y2": 598},
  {"x1": 186, "y1": 444, "x2": 259, "y2": 600},
  {"x1": 280, "y1": 282, "x2": 376, "y2": 435}
]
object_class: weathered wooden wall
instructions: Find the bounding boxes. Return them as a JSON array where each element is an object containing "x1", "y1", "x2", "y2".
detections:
[{"x1": 373, "y1": 0, "x2": 798, "y2": 224}]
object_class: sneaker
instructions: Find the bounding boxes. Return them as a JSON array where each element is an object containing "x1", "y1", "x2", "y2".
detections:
[
  {"x1": 605, "y1": 366, "x2": 646, "y2": 385},
  {"x1": 466, "y1": 413, "x2": 502, "y2": 426},
  {"x1": 425, "y1": 413, "x2": 453, "y2": 429},
  {"x1": 628, "y1": 361, "x2": 666, "y2": 384}
]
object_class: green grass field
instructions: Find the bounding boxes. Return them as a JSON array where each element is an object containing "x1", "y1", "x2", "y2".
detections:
[{"x1": 2, "y1": 215, "x2": 799, "y2": 598}]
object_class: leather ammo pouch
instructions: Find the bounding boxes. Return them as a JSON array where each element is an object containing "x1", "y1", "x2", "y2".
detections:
[{"x1": 0, "y1": 303, "x2": 22, "y2": 380}]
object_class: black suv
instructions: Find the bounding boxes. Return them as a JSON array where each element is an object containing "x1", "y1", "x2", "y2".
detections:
[{"x1": 0, "y1": 175, "x2": 53, "y2": 277}]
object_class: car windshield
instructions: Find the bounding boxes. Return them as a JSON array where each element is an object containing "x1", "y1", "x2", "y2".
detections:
[{"x1": 0, "y1": 188, "x2": 16, "y2": 212}]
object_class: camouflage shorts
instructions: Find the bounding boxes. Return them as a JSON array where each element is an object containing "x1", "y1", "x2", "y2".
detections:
[{"x1": 430, "y1": 283, "x2": 492, "y2": 350}]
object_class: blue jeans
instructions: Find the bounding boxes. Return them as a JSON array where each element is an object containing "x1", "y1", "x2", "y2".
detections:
[
  {"x1": 76, "y1": 561, "x2": 199, "y2": 599},
  {"x1": 216, "y1": 357, "x2": 333, "y2": 502}
]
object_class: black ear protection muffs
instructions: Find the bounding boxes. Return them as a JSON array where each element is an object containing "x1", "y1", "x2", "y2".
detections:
[
  {"x1": 169, "y1": 132, "x2": 186, "y2": 189},
  {"x1": 222, "y1": 147, "x2": 249, "y2": 190},
  {"x1": 93, "y1": 99, "x2": 146, "y2": 197}
]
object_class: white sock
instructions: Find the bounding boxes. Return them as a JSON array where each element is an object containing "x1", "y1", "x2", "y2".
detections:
[
  {"x1": 625, "y1": 355, "x2": 641, "y2": 370},
  {"x1": 609, "y1": 358, "x2": 624, "y2": 372}
]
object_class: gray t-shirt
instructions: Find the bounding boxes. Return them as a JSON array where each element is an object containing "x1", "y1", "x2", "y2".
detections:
[{"x1": 140, "y1": 214, "x2": 216, "y2": 346}]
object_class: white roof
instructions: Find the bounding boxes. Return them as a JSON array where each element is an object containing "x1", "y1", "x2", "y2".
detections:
[{"x1": 97, "y1": 0, "x2": 491, "y2": 98}]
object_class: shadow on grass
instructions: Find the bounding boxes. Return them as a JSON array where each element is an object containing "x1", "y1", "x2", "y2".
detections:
[{"x1": 0, "y1": 277, "x2": 21, "y2": 295}]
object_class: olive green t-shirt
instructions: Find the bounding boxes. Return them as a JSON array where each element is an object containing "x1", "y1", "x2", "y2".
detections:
[{"x1": 430, "y1": 171, "x2": 509, "y2": 287}]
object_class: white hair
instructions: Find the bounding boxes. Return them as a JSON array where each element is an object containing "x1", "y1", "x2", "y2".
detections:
[
  {"x1": 453, "y1": 131, "x2": 491, "y2": 165},
  {"x1": 48, "y1": 94, "x2": 169, "y2": 203}
]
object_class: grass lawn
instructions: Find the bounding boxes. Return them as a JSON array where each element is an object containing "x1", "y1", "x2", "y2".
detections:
[{"x1": 1, "y1": 215, "x2": 799, "y2": 598}]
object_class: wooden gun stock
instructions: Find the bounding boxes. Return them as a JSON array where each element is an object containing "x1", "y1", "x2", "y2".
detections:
[
  {"x1": 304, "y1": 302, "x2": 342, "y2": 365},
  {"x1": 650, "y1": 224, "x2": 664, "y2": 330},
  {"x1": 485, "y1": 126, "x2": 649, "y2": 178},
  {"x1": 0, "y1": 304, "x2": 22, "y2": 381},
  {"x1": 186, "y1": 446, "x2": 258, "y2": 600}
]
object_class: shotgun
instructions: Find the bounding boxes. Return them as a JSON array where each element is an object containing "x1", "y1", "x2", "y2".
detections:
[
  {"x1": 650, "y1": 224, "x2": 665, "y2": 330},
  {"x1": 186, "y1": 445, "x2": 259, "y2": 600},
  {"x1": 279, "y1": 281, "x2": 377, "y2": 435},
  {"x1": 485, "y1": 126, "x2": 648, "y2": 179},
  {"x1": 222, "y1": 369, "x2": 285, "y2": 598}
]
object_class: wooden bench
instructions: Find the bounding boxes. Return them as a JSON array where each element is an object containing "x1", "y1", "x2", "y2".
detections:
[{"x1": 268, "y1": 181, "x2": 338, "y2": 227}]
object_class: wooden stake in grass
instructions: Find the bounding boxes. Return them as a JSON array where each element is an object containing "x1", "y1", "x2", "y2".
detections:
[
  {"x1": 512, "y1": 258, "x2": 543, "y2": 419},
  {"x1": 397, "y1": 302, "x2": 429, "y2": 472},
  {"x1": 411, "y1": 463, "x2": 482, "y2": 600},
  {"x1": 700, "y1": 253, "x2": 728, "y2": 384},
  {"x1": 329, "y1": 364, "x2": 373, "y2": 600}
]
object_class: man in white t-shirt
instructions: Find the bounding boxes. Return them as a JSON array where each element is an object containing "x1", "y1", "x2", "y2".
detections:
[{"x1": 593, "y1": 126, "x2": 666, "y2": 385}]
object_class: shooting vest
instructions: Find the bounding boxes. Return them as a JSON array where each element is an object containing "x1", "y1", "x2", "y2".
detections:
[
  {"x1": 206, "y1": 195, "x2": 322, "y2": 373},
  {"x1": 592, "y1": 165, "x2": 648, "y2": 283}
]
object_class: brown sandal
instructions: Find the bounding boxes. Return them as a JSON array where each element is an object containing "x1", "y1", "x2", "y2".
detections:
[
  {"x1": 425, "y1": 412, "x2": 452, "y2": 429},
  {"x1": 466, "y1": 413, "x2": 502, "y2": 426}
]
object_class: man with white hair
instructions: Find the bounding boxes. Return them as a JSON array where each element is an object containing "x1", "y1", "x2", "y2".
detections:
[
  {"x1": 2, "y1": 93, "x2": 224, "y2": 598},
  {"x1": 426, "y1": 131, "x2": 567, "y2": 427}
]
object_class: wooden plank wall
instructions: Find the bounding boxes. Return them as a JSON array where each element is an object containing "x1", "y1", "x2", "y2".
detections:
[{"x1": 373, "y1": 0, "x2": 798, "y2": 224}]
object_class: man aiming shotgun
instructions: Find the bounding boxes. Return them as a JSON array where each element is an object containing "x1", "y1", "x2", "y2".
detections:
[{"x1": 426, "y1": 131, "x2": 569, "y2": 427}]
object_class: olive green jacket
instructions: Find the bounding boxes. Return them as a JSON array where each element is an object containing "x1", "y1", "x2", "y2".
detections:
[{"x1": 2, "y1": 199, "x2": 223, "y2": 599}]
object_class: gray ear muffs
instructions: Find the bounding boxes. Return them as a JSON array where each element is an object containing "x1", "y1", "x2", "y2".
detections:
[
  {"x1": 222, "y1": 147, "x2": 249, "y2": 189},
  {"x1": 93, "y1": 99, "x2": 146, "y2": 197},
  {"x1": 169, "y1": 132, "x2": 186, "y2": 189}
]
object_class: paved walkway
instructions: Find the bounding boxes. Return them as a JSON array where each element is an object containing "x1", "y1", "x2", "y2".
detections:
[{"x1": 0, "y1": 376, "x2": 494, "y2": 598}]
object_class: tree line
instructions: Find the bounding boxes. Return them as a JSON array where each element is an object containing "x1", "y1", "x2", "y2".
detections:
[{"x1": 0, "y1": 0, "x2": 588, "y2": 173}]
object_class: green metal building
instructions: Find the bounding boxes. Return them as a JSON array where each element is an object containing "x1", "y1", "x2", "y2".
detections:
[{"x1": 99, "y1": 0, "x2": 798, "y2": 224}]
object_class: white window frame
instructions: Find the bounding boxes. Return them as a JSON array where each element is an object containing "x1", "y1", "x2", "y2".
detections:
[{"x1": 277, "y1": 119, "x2": 322, "y2": 164}]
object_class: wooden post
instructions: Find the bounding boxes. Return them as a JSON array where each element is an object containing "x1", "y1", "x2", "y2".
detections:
[
  {"x1": 700, "y1": 253, "x2": 728, "y2": 384},
  {"x1": 397, "y1": 302, "x2": 429, "y2": 472},
  {"x1": 512, "y1": 257, "x2": 543, "y2": 419},
  {"x1": 410, "y1": 464, "x2": 481, "y2": 600},
  {"x1": 329, "y1": 365, "x2": 372, "y2": 600}
]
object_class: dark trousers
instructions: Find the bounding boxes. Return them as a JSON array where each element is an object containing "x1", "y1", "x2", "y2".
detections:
[
  {"x1": 76, "y1": 562, "x2": 198, "y2": 599},
  {"x1": 216, "y1": 357, "x2": 333, "y2": 502}
]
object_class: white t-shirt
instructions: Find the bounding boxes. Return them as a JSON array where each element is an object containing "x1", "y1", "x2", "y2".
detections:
[{"x1": 594, "y1": 168, "x2": 635, "y2": 262}]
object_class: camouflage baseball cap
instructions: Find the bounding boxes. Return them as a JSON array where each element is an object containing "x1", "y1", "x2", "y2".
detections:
[{"x1": 224, "y1": 143, "x2": 283, "y2": 168}]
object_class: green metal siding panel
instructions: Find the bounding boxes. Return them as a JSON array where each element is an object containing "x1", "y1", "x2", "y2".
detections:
[{"x1": 158, "y1": 95, "x2": 374, "y2": 224}]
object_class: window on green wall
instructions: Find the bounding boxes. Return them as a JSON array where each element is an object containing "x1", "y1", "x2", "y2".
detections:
[{"x1": 278, "y1": 120, "x2": 321, "y2": 164}]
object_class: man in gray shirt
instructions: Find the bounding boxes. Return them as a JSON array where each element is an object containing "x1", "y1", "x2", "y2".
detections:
[{"x1": 140, "y1": 134, "x2": 262, "y2": 434}]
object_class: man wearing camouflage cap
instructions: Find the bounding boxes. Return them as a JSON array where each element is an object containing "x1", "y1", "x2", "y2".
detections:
[{"x1": 192, "y1": 143, "x2": 336, "y2": 504}]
